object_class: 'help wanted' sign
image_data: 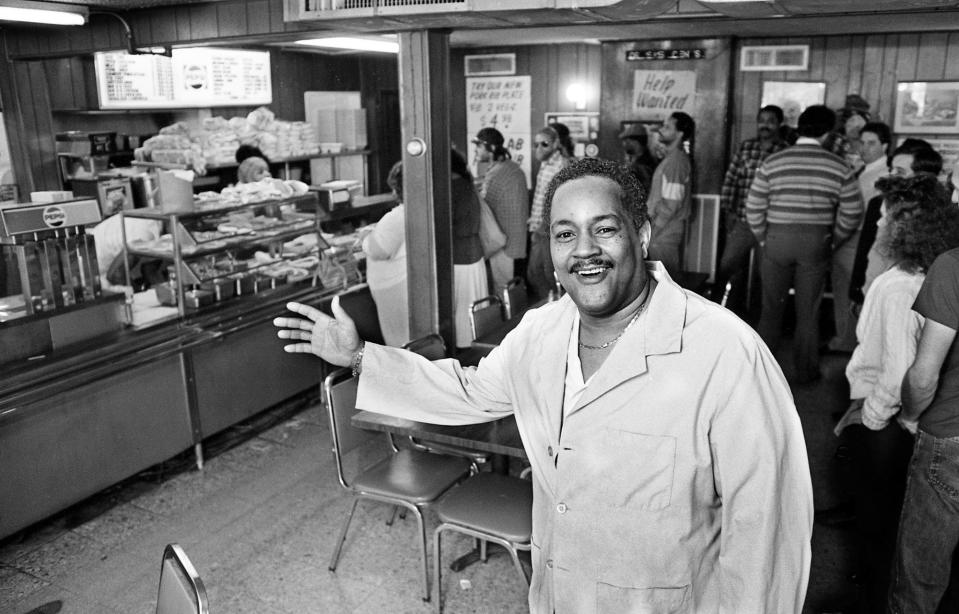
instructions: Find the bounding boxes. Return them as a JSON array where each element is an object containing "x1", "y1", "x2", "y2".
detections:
[{"x1": 632, "y1": 70, "x2": 697, "y2": 121}]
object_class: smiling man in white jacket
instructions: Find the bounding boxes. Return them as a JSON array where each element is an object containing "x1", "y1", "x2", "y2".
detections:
[{"x1": 276, "y1": 157, "x2": 813, "y2": 614}]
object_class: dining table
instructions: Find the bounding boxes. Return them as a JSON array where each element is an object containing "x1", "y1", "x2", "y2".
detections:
[{"x1": 351, "y1": 410, "x2": 527, "y2": 459}]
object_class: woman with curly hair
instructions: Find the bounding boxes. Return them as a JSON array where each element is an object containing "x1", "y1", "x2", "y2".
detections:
[{"x1": 834, "y1": 173, "x2": 959, "y2": 614}]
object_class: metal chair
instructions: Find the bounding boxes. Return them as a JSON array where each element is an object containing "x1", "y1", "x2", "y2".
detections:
[
  {"x1": 324, "y1": 367, "x2": 472, "y2": 602},
  {"x1": 156, "y1": 543, "x2": 209, "y2": 614},
  {"x1": 469, "y1": 295, "x2": 505, "y2": 341},
  {"x1": 401, "y1": 334, "x2": 489, "y2": 471},
  {"x1": 432, "y1": 472, "x2": 533, "y2": 613},
  {"x1": 501, "y1": 277, "x2": 529, "y2": 320}
]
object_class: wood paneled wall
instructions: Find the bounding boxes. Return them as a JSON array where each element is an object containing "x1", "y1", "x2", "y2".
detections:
[
  {"x1": 2, "y1": 41, "x2": 396, "y2": 192},
  {"x1": 449, "y1": 44, "x2": 602, "y2": 178},
  {"x1": 730, "y1": 32, "x2": 959, "y2": 153}
]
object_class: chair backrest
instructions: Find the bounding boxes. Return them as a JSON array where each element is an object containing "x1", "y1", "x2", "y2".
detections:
[
  {"x1": 501, "y1": 277, "x2": 528, "y2": 320},
  {"x1": 469, "y1": 296, "x2": 504, "y2": 340},
  {"x1": 318, "y1": 283, "x2": 386, "y2": 346},
  {"x1": 403, "y1": 333, "x2": 447, "y2": 360},
  {"x1": 156, "y1": 543, "x2": 209, "y2": 614},
  {"x1": 323, "y1": 367, "x2": 379, "y2": 489}
]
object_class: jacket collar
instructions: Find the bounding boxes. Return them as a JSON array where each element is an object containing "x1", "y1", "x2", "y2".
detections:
[{"x1": 572, "y1": 262, "x2": 687, "y2": 412}]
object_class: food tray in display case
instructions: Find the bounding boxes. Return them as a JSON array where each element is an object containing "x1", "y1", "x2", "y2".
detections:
[{"x1": 119, "y1": 192, "x2": 339, "y2": 321}]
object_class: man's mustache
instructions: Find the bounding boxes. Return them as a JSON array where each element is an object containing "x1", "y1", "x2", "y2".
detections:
[{"x1": 570, "y1": 258, "x2": 613, "y2": 273}]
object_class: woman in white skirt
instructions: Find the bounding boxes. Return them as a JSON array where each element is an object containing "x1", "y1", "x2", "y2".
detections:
[{"x1": 450, "y1": 148, "x2": 489, "y2": 349}]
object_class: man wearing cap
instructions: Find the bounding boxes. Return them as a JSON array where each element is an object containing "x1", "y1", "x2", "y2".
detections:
[
  {"x1": 618, "y1": 123, "x2": 657, "y2": 192},
  {"x1": 473, "y1": 127, "x2": 529, "y2": 290},
  {"x1": 714, "y1": 105, "x2": 788, "y2": 315},
  {"x1": 824, "y1": 93, "x2": 872, "y2": 167}
]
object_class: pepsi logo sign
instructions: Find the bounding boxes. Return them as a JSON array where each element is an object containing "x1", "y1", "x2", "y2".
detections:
[{"x1": 42, "y1": 206, "x2": 66, "y2": 228}]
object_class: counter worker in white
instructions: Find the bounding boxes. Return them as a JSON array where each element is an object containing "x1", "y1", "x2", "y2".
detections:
[{"x1": 274, "y1": 157, "x2": 813, "y2": 614}]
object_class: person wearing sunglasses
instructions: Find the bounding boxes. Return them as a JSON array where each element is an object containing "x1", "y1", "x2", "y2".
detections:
[{"x1": 527, "y1": 125, "x2": 570, "y2": 299}]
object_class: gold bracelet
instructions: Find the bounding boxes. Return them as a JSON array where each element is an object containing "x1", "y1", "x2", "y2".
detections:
[{"x1": 350, "y1": 343, "x2": 365, "y2": 378}]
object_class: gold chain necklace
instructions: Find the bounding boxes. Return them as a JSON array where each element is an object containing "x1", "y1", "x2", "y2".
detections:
[{"x1": 578, "y1": 286, "x2": 651, "y2": 351}]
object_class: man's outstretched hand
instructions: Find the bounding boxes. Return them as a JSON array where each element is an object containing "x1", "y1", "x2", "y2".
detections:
[{"x1": 273, "y1": 296, "x2": 362, "y2": 367}]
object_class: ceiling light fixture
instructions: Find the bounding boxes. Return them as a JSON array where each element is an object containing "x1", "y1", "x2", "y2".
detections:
[
  {"x1": 295, "y1": 37, "x2": 399, "y2": 54},
  {"x1": 0, "y1": 0, "x2": 87, "y2": 26}
]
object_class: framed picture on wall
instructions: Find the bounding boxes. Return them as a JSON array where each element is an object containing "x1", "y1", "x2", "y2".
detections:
[
  {"x1": 894, "y1": 81, "x2": 959, "y2": 134},
  {"x1": 760, "y1": 81, "x2": 826, "y2": 128}
]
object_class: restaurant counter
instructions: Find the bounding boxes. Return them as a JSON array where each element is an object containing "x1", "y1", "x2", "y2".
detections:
[{"x1": 0, "y1": 282, "x2": 334, "y2": 540}]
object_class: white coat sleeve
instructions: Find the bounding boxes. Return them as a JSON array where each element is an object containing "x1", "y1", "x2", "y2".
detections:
[
  {"x1": 356, "y1": 339, "x2": 515, "y2": 425},
  {"x1": 709, "y1": 337, "x2": 813, "y2": 614}
]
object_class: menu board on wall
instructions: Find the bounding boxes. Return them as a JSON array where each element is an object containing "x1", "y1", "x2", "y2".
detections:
[
  {"x1": 95, "y1": 48, "x2": 272, "y2": 109},
  {"x1": 466, "y1": 76, "x2": 532, "y2": 185}
]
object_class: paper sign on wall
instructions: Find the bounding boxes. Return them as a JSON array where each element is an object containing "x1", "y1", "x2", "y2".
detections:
[
  {"x1": 632, "y1": 70, "x2": 697, "y2": 121},
  {"x1": 466, "y1": 76, "x2": 532, "y2": 185}
]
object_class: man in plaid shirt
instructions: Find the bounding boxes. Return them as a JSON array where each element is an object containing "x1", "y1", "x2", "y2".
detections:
[
  {"x1": 714, "y1": 105, "x2": 787, "y2": 315},
  {"x1": 526, "y1": 125, "x2": 569, "y2": 299}
]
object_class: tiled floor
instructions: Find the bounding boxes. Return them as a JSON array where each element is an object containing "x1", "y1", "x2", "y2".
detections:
[{"x1": 1, "y1": 347, "x2": 859, "y2": 614}]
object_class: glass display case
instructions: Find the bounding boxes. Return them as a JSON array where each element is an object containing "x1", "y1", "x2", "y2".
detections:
[{"x1": 119, "y1": 191, "x2": 363, "y2": 325}]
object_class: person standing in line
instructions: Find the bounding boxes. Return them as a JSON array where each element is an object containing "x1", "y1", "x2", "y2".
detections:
[
  {"x1": 823, "y1": 94, "x2": 872, "y2": 169},
  {"x1": 827, "y1": 121, "x2": 891, "y2": 353},
  {"x1": 713, "y1": 105, "x2": 788, "y2": 315},
  {"x1": 647, "y1": 111, "x2": 694, "y2": 277},
  {"x1": 832, "y1": 174, "x2": 959, "y2": 614},
  {"x1": 360, "y1": 161, "x2": 409, "y2": 347},
  {"x1": 618, "y1": 123, "x2": 657, "y2": 193},
  {"x1": 450, "y1": 148, "x2": 489, "y2": 349},
  {"x1": 891, "y1": 237, "x2": 959, "y2": 614},
  {"x1": 473, "y1": 127, "x2": 529, "y2": 291},
  {"x1": 862, "y1": 144, "x2": 942, "y2": 296},
  {"x1": 551, "y1": 122, "x2": 576, "y2": 159},
  {"x1": 275, "y1": 157, "x2": 813, "y2": 614},
  {"x1": 526, "y1": 125, "x2": 569, "y2": 299},
  {"x1": 746, "y1": 104, "x2": 863, "y2": 384}
]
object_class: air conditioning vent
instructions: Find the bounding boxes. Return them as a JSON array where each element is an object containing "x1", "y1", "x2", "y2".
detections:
[
  {"x1": 296, "y1": 0, "x2": 467, "y2": 15},
  {"x1": 464, "y1": 53, "x2": 515, "y2": 77},
  {"x1": 740, "y1": 44, "x2": 809, "y2": 71},
  {"x1": 285, "y1": 0, "x2": 678, "y2": 28}
]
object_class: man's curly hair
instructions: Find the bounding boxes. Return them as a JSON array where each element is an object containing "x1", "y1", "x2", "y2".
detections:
[
  {"x1": 882, "y1": 173, "x2": 959, "y2": 273},
  {"x1": 543, "y1": 157, "x2": 648, "y2": 233}
]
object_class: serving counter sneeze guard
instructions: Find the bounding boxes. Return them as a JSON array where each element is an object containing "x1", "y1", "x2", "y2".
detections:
[
  {"x1": 0, "y1": 198, "x2": 126, "y2": 365},
  {"x1": 117, "y1": 192, "x2": 348, "y2": 327}
]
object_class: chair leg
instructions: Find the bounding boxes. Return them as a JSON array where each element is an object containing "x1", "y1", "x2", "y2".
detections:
[
  {"x1": 433, "y1": 526, "x2": 444, "y2": 614},
  {"x1": 480, "y1": 539, "x2": 488, "y2": 563},
  {"x1": 410, "y1": 505, "x2": 430, "y2": 602},
  {"x1": 506, "y1": 546, "x2": 530, "y2": 587},
  {"x1": 329, "y1": 498, "x2": 359, "y2": 572},
  {"x1": 386, "y1": 506, "x2": 399, "y2": 527}
]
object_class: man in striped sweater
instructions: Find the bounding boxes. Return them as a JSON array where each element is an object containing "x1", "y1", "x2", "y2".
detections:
[{"x1": 746, "y1": 104, "x2": 863, "y2": 384}]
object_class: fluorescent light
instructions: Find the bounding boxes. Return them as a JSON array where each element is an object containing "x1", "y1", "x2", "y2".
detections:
[
  {"x1": 295, "y1": 37, "x2": 399, "y2": 54},
  {"x1": 0, "y1": 1, "x2": 86, "y2": 25}
]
